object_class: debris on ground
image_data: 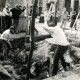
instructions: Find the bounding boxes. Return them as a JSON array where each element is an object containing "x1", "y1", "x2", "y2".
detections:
[{"x1": 0, "y1": 38, "x2": 80, "y2": 80}]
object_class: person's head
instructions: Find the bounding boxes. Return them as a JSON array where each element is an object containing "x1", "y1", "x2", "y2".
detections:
[
  {"x1": 5, "y1": 3, "x2": 10, "y2": 8},
  {"x1": 9, "y1": 26, "x2": 15, "y2": 34},
  {"x1": 63, "y1": 7, "x2": 66, "y2": 12},
  {"x1": 14, "y1": 4, "x2": 19, "y2": 8}
]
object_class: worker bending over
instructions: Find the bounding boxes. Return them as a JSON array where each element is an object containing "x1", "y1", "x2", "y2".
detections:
[{"x1": 43, "y1": 23, "x2": 69, "y2": 76}]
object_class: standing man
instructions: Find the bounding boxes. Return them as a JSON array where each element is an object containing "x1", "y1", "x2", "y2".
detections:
[
  {"x1": 44, "y1": 8, "x2": 50, "y2": 26},
  {"x1": 10, "y1": 4, "x2": 26, "y2": 34},
  {"x1": 3, "y1": 3, "x2": 12, "y2": 29},
  {"x1": 70, "y1": 11, "x2": 76, "y2": 28},
  {"x1": 43, "y1": 23, "x2": 69, "y2": 76},
  {"x1": 61, "y1": 8, "x2": 69, "y2": 30}
]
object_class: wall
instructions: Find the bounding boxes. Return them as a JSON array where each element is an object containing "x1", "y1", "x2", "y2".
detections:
[
  {"x1": 6, "y1": 0, "x2": 24, "y2": 7},
  {"x1": 42, "y1": 0, "x2": 65, "y2": 13},
  {"x1": 0, "y1": 0, "x2": 6, "y2": 10},
  {"x1": 58, "y1": 0, "x2": 65, "y2": 11}
]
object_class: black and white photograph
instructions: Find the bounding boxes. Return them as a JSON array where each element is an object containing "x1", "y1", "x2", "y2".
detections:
[{"x1": 0, "y1": 0, "x2": 80, "y2": 80}]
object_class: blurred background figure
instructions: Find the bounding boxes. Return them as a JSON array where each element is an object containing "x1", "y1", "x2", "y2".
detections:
[
  {"x1": 60, "y1": 8, "x2": 69, "y2": 30},
  {"x1": 3, "y1": 3, "x2": 12, "y2": 30},
  {"x1": 44, "y1": 8, "x2": 50, "y2": 26},
  {"x1": 70, "y1": 11, "x2": 76, "y2": 28},
  {"x1": 10, "y1": 4, "x2": 26, "y2": 34}
]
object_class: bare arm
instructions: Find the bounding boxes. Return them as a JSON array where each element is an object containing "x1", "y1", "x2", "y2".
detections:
[{"x1": 43, "y1": 26, "x2": 54, "y2": 34}]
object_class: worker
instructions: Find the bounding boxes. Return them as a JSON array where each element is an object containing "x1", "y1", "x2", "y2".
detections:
[
  {"x1": 0, "y1": 26, "x2": 15, "y2": 59},
  {"x1": 3, "y1": 3, "x2": 12, "y2": 29},
  {"x1": 60, "y1": 8, "x2": 69, "y2": 30},
  {"x1": 1, "y1": 26, "x2": 15, "y2": 41},
  {"x1": 43, "y1": 22, "x2": 70, "y2": 76},
  {"x1": 70, "y1": 11, "x2": 76, "y2": 28}
]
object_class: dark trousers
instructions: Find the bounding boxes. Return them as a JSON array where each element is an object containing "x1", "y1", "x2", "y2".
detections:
[
  {"x1": 52, "y1": 45, "x2": 68, "y2": 75},
  {"x1": 12, "y1": 19, "x2": 19, "y2": 33},
  {"x1": 4, "y1": 16, "x2": 12, "y2": 29},
  {"x1": 70, "y1": 19, "x2": 75, "y2": 28}
]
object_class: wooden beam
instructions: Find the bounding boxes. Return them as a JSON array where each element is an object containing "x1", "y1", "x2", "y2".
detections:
[
  {"x1": 54, "y1": 0, "x2": 58, "y2": 26},
  {"x1": 26, "y1": 0, "x2": 38, "y2": 80}
]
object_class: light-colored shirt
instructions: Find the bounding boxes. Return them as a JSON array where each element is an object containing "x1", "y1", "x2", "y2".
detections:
[
  {"x1": 1, "y1": 29, "x2": 12, "y2": 41},
  {"x1": 61, "y1": 11, "x2": 69, "y2": 20},
  {"x1": 3, "y1": 8, "x2": 12, "y2": 16},
  {"x1": 44, "y1": 26, "x2": 69, "y2": 46},
  {"x1": 44, "y1": 10, "x2": 50, "y2": 25}
]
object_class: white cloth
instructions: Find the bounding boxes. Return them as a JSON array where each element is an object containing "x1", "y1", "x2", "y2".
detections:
[
  {"x1": 1, "y1": 29, "x2": 12, "y2": 41},
  {"x1": 44, "y1": 26, "x2": 69, "y2": 46},
  {"x1": 3, "y1": 8, "x2": 12, "y2": 16}
]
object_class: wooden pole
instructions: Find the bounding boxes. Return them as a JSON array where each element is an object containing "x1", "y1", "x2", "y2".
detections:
[
  {"x1": 25, "y1": 0, "x2": 29, "y2": 45},
  {"x1": 26, "y1": 0, "x2": 38, "y2": 80},
  {"x1": 54, "y1": 0, "x2": 58, "y2": 26},
  {"x1": 1, "y1": 0, "x2": 3, "y2": 32}
]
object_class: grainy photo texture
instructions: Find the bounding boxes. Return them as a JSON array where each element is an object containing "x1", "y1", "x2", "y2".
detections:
[{"x1": 0, "y1": 0, "x2": 80, "y2": 80}]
